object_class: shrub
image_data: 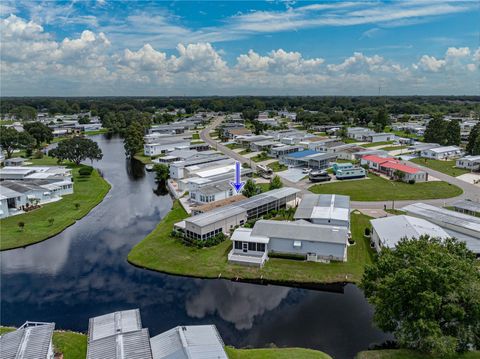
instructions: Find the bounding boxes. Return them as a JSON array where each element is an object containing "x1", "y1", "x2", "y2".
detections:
[
  {"x1": 79, "y1": 166, "x2": 94, "y2": 176},
  {"x1": 408, "y1": 179, "x2": 416, "y2": 185},
  {"x1": 74, "y1": 203, "x2": 80, "y2": 210},
  {"x1": 48, "y1": 218, "x2": 54, "y2": 226},
  {"x1": 18, "y1": 221, "x2": 25, "y2": 231},
  {"x1": 365, "y1": 227, "x2": 371, "y2": 236},
  {"x1": 33, "y1": 150, "x2": 44, "y2": 159}
]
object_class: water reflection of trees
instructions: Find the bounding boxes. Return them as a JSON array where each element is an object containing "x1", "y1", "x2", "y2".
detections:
[{"x1": 126, "y1": 158, "x2": 145, "y2": 180}]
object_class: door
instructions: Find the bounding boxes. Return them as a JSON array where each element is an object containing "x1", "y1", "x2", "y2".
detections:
[{"x1": 242, "y1": 242, "x2": 248, "y2": 253}]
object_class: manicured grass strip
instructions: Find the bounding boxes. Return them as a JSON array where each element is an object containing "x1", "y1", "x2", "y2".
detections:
[
  {"x1": 84, "y1": 129, "x2": 109, "y2": 135},
  {"x1": 128, "y1": 201, "x2": 375, "y2": 284},
  {"x1": 379, "y1": 146, "x2": 408, "y2": 151},
  {"x1": 52, "y1": 331, "x2": 87, "y2": 359},
  {"x1": 226, "y1": 347, "x2": 332, "y2": 359},
  {"x1": 410, "y1": 158, "x2": 470, "y2": 177},
  {"x1": 268, "y1": 161, "x2": 288, "y2": 172},
  {"x1": 0, "y1": 166, "x2": 110, "y2": 251},
  {"x1": 309, "y1": 174, "x2": 462, "y2": 201},
  {"x1": 355, "y1": 349, "x2": 480, "y2": 359},
  {"x1": 192, "y1": 133, "x2": 200, "y2": 139},
  {"x1": 0, "y1": 327, "x2": 87, "y2": 359},
  {"x1": 361, "y1": 141, "x2": 394, "y2": 148},
  {"x1": 133, "y1": 151, "x2": 153, "y2": 164}
]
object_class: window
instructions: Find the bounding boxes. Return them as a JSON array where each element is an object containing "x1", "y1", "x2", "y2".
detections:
[
  {"x1": 235, "y1": 241, "x2": 242, "y2": 249},
  {"x1": 293, "y1": 241, "x2": 302, "y2": 248},
  {"x1": 248, "y1": 242, "x2": 256, "y2": 251},
  {"x1": 240, "y1": 220, "x2": 245, "y2": 225},
  {"x1": 257, "y1": 243, "x2": 265, "y2": 252}
]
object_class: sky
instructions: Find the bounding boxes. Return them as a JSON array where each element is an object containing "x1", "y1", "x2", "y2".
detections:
[{"x1": 0, "y1": 0, "x2": 479, "y2": 96}]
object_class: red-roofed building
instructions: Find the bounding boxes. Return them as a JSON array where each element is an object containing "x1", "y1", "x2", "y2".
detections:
[{"x1": 361, "y1": 155, "x2": 428, "y2": 183}]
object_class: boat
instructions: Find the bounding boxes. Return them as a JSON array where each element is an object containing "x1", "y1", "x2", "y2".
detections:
[
  {"x1": 309, "y1": 170, "x2": 331, "y2": 182},
  {"x1": 145, "y1": 164, "x2": 154, "y2": 171}
]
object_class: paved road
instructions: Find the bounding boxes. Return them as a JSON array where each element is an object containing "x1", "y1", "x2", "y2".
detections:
[{"x1": 201, "y1": 117, "x2": 478, "y2": 210}]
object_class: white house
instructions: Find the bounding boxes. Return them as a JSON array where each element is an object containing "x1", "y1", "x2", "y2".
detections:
[
  {"x1": 420, "y1": 145, "x2": 463, "y2": 160},
  {"x1": 456, "y1": 155, "x2": 480, "y2": 171},
  {"x1": 370, "y1": 215, "x2": 450, "y2": 252},
  {"x1": 0, "y1": 322, "x2": 55, "y2": 359}
]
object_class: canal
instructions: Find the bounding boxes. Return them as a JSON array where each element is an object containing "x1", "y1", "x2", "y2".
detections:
[{"x1": 0, "y1": 135, "x2": 390, "y2": 358}]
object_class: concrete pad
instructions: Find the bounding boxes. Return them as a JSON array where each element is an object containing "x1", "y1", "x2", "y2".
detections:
[
  {"x1": 232, "y1": 148, "x2": 244, "y2": 153},
  {"x1": 358, "y1": 208, "x2": 389, "y2": 218},
  {"x1": 456, "y1": 173, "x2": 480, "y2": 186},
  {"x1": 388, "y1": 149, "x2": 412, "y2": 156},
  {"x1": 257, "y1": 159, "x2": 277, "y2": 166},
  {"x1": 277, "y1": 168, "x2": 306, "y2": 183},
  {"x1": 254, "y1": 178, "x2": 270, "y2": 184},
  {"x1": 243, "y1": 151, "x2": 261, "y2": 158}
]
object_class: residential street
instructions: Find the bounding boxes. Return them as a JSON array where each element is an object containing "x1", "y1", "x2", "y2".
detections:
[{"x1": 201, "y1": 116, "x2": 478, "y2": 210}]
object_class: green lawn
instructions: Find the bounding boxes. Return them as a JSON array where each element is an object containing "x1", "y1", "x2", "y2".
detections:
[
  {"x1": 226, "y1": 143, "x2": 242, "y2": 150},
  {"x1": 256, "y1": 182, "x2": 271, "y2": 193},
  {"x1": 379, "y1": 145, "x2": 408, "y2": 151},
  {"x1": 251, "y1": 153, "x2": 270, "y2": 162},
  {"x1": 133, "y1": 151, "x2": 153, "y2": 164},
  {"x1": 410, "y1": 158, "x2": 470, "y2": 177},
  {"x1": 0, "y1": 163, "x2": 111, "y2": 251},
  {"x1": 361, "y1": 141, "x2": 394, "y2": 148},
  {"x1": 0, "y1": 327, "x2": 87, "y2": 359},
  {"x1": 192, "y1": 133, "x2": 200, "y2": 139},
  {"x1": 84, "y1": 128, "x2": 108, "y2": 135},
  {"x1": 355, "y1": 349, "x2": 480, "y2": 359},
  {"x1": 127, "y1": 202, "x2": 375, "y2": 284},
  {"x1": 239, "y1": 149, "x2": 251, "y2": 155},
  {"x1": 385, "y1": 209, "x2": 406, "y2": 215},
  {"x1": 309, "y1": 173, "x2": 462, "y2": 201},
  {"x1": 267, "y1": 161, "x2": 288, "y2": 172},
  {"x1": 226, "y1": 347, "x2": 332, "y2": 359}
]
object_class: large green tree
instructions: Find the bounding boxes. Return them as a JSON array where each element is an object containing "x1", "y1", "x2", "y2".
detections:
[
  {"x1": 242, "y1": 179, "x2": 258, "y2": 198},
  {"x1": 445, "y1": 120, "x2": 461, "y2": 146},
  {"x1": 153, "y1": 163, "x2": 169, "y2": 183},
  {"x1": 11, "y1": 106, "x2": 37, "y2": 121},
  {"x1": 424, "y1": 117, "x2": 447, "y2": 145},
  {"x1": 0, "y1": 127, "x2": 36, "y2": 158},
  {"x1": 123, "y1": 122, "x2": 145, "y2": 158},
  {"x1": 373, "y1": 108, "x2": 389, "y2": 132},
  {"x1": 23, "y1": 122, "x2": 53, "y2": 147},
  {"x1": 466, "y1": 123, "x2": 480, "y2": 155},
  {"x1": 269, "y1": 175, "x2": 283, "y2": 190},
  {"x1": 50, "y1": 137, "x2": 103, "y2": 165},
  {"x1": 361, "y1": 236, "x2": 480, "y2": 357}
]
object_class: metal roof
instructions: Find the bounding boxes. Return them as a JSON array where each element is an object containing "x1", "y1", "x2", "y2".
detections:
[
  {"x1": 185, "y1": 187, "x2": 300, "y2": 227},
  {"x1": 452, "y1": 200, "x2": 480, "y2": 213},
  {"x1": 251, "y1": 219, "x2": 348, "y2": 244},
  {"x1": 150, "y1": 325, "x2": 227, "y2": 359},
  {"x1": 286, "y1": 149, "x2": 319, "y2": 158},
  {"x1": 87, "y1": 328, "x2": 153, "y2": 359},
  {"x1": 231, "y1": 227, "x2": 269, "y2": 244},
  {"x1": 0, "y1": 322, "x2": 54, "y2": 359},
  {"x1": 426, "y1": 145, "x2": 461, "y2": 153},
  {"x1": 402, "y1": 203, "x2": 480, "y2": 234},
  {"x1": 294, "y1": 194, "x2": 350, "y2": 223},
  {"x1": 88, "y1": 309, "x2": 143, "y2": 342},
  {"x1": 87, "y1": 309, "x2": 153, "y2": 359},
  {"x1": 371, "y1": 215, "x2": 450, "y2": 248}
]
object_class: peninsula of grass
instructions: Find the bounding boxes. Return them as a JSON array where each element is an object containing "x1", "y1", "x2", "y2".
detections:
[
  {"x1": 268, "y1": 161, "x2": 288, "y2": 172},
  {"x1": 84, "y1": 128, "x2": 109, "y2": 136},
  {"x1": 0, "y1": 327, "x2": 87, "y2": 359},
  {"x1": 133, "y1": 151, "x2": 154, "y2": 164},
  {"x1": 361, "y1": 141, "x2": 394, "y2": 148},
  {"x1": 0, "y1": 163, "x2": 110, "y2": 251},
  {"x1": 410, "y1": 158, "x2": 470, "y2": 177},
  {"x1": 226, "y1": 347, "x2": 332, "y2": 359},
  {"x1": 128, "y1": 201, "x2": 375, "y2": 285},
  {"x1": 309, "y1": 173, "x2": 462, "y2": 201},
  {"x1": 355, "y1": 349, "x2": 480, "y2": 359}
]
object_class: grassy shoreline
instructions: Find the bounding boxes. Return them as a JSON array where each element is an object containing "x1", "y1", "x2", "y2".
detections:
[
  {"x1": 0, "y1": 165, "x2": 111, "y2": 251},
  {"x1": 128, "y1": 201, "x2": 375, "y2": 285},
  {"x1": 309, "y1": 173, "x2": 462, "y2": 201}
]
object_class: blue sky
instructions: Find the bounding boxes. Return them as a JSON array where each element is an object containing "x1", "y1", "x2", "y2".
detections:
[{"x1": 1, "y1": 1, "x2": 479, "y2": 96}]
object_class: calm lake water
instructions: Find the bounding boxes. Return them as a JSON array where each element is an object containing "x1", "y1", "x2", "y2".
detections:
[{"x1": 0, "y1": 135, "x2": 390, "y2": 358}]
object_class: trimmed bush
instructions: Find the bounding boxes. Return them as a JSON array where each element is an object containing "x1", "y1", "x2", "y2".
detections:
[
  {"x1": 269, "y1": 252, "x2": 306, "y2": 261},
  {"x1": 408, "y1": 179, "x2": 416, "y2": 185},
  {"x1": 79, "y1": 166, "x2": 94, "y2": 176}
]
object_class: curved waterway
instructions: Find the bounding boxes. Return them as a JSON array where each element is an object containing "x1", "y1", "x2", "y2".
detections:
[{"x1": 1, "y1": 135, "x2": 390, "y2": 358}]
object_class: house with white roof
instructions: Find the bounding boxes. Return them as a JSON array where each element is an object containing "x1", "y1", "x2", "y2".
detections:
[
  {"x1": 370, "y1": 215, "x2": 450, "y2": 252},
  {"x1": 0, "y1": 321, "x2": 55, "y2": 359},
  {"x1": 456, "y1": 155, "x2": 480, "y2": 171},
  {"x1": 420, "y1": 145, "x2": 463, "y2": 160}
]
